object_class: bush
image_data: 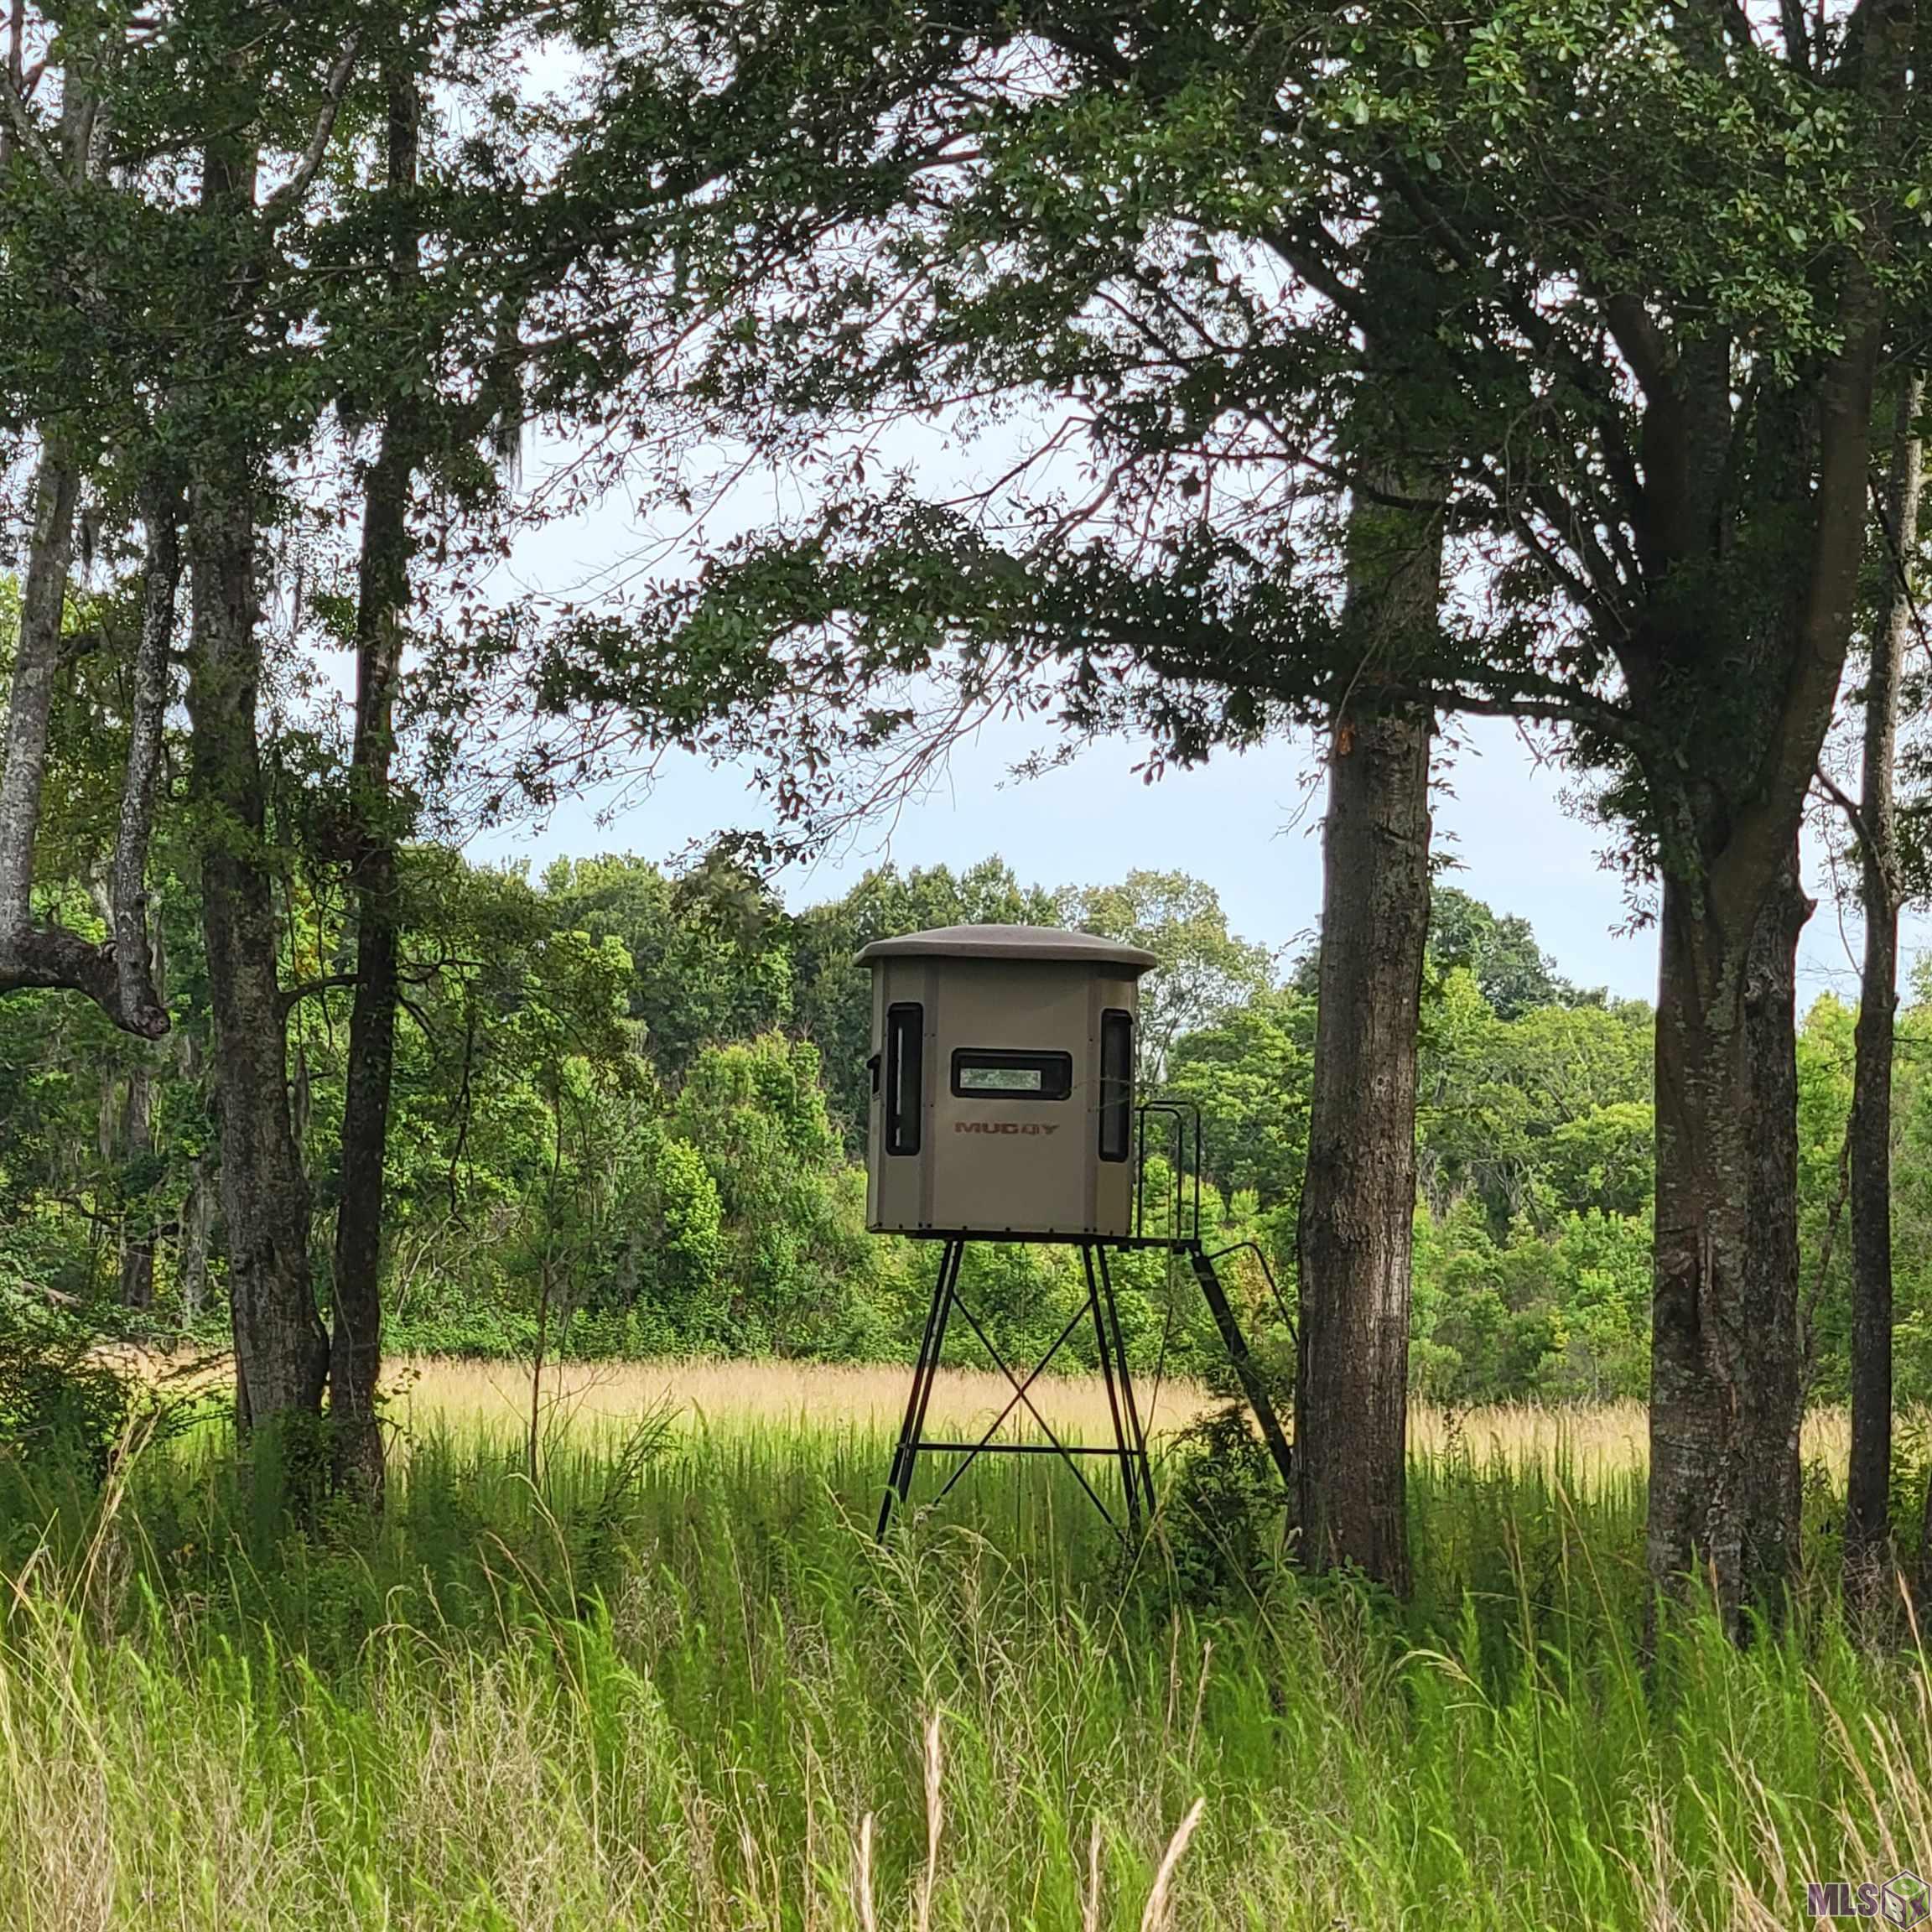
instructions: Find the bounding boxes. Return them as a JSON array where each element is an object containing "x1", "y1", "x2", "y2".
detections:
[
  {"x1": 1157, "y1": 1400, "x2": 1291, "y2": 1604},
  {"x1": 0, "y1": 1283, "x2": 134, "y2": 1486}
]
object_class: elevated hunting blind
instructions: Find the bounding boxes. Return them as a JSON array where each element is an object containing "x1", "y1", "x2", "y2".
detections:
[
  {"x1": 856, "y1": 923, "x2": 1156, "y2": 1239},
  {"x1": 859, "y1": 922, "x2": 1297, "y2": 1539}
]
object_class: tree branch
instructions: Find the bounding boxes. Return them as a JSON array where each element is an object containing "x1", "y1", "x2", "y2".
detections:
[
  {"x1": 1257, "y1": 224, "x2": 1373, "y2": 330},
  {"x1": 397, "y1": 989, "x2": 440, "y2": 1045},
  {"x1": 262, "y1": 32, "x2": 361, "y2": 223},
  {"x1": 0, "y1": 65, "x2": 63, "y2": 186},
  {"x1": 0, "y1": 925, "x2": 153, "y2": 1030},
  {"x1": 1815, "y1": 764, "x2": 1899, "y2": 912},
  {"x1": 1779, "y1": 0, "x2": 1813, "y2": 70},
  {"x1": 278, "y1": 971, "x2": 359, "y2": 1017},
  {"x1": 1815, "y1": 765, "x2": 1872, "y2": 857},
  {"x1": 1602, "y1": 292, "x2": 1676, "y2": 408}
]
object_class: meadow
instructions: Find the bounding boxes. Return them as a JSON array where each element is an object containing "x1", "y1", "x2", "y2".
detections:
[{"x1": 0, "y1": 1360, "x2": 1925, "y2": 1931}]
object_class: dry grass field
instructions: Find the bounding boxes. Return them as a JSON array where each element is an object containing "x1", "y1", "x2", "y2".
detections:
[
  {"x1": 114, "y1": 1347, "x2": 1858, "y2": 1481},
  {"x1": 372, "y1": 1353, "x2": 1863, "y2": 1483}
]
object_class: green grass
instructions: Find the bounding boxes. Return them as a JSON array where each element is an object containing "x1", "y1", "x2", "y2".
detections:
[{"x1": 1, "y1": 1410, "x2": 1929, "y2": 1929}]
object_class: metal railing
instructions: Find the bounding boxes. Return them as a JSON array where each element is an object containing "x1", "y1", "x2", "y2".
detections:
[{"x1": 1133, "y1": 1098, "x2": 1202, "y2": 1244}]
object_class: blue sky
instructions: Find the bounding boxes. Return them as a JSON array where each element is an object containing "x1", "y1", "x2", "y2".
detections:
[
  {"x1": 474, "y1": 707, "x2": 1825, "y2": 1008},
  {"x1": 470, "y1": 441, "x2": 1900, "y2": 1011}
]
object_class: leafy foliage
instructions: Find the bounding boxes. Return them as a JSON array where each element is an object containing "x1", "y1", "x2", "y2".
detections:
[{"x1": 0, "y1": 820, "x2": 1887, "y2": 1411}]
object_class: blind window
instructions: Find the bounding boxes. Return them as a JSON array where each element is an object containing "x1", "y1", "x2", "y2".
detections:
[
  {"x1": 885, "y1": 1003, "x2": 923, "y2": 1156},
  {"x1": 950, "y1": 1048, "x2": 1074, "y2": 1101},
  {"x1": 1098, "y1": 1010, "x2": 1134, "y2": 1162}
]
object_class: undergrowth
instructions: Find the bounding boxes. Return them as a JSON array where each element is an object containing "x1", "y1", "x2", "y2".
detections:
[{"x1": 0, "y1": 1405, "x2": 1925, "y2": 1929}]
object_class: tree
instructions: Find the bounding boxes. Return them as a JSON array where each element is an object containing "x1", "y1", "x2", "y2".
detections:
[
  {"x1": 1067, "y1": 870, "x2": 1271, "y2": 1082},
  {"x1": 1165, "y1": 987, "x2": 1313, "y2": 1209},
  {"x1": 327, "y1": 39, "x2": 425, "y2": 1500},
  {"x1": 0, "y1": 4, "x2": 171, "y2": 1037},
  {"x1": 1841, "y1": 376, "x2": 1924, "y2": 1614},
  {"x1": 669, "y1": 1034, "x2": 888, "y2": 1356},
  {"x1": 1418, "y1": 970, "x2": 1654, "y2": 1232},
  {"x1": 543, "y1": 852, "x2": 793, "y2": 1079},
  {"x1": 174, "y1": 6, "x2": 378, "y2": 1438},
  {"x1": 575, "y1": 0, "x2": 1923, "y2": 1622},
  {"x1": 0, "y1": 0, "x2": 854, "y2": 1456},
  {"x1": 1429, "y1": 887, "x2": 1586, "y2": 1022},
  {"x1": 1291, "y1": 236, "x2": 1450, "y2": 1585}
]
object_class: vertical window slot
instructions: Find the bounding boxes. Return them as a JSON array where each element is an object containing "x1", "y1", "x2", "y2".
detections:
[
  {"x1": 885, "y1": 1003, "x2": 923, "y2": 1156},
  {"x1": 1099, "y1": 1009, "x2": 1134, "y2": 1163}
]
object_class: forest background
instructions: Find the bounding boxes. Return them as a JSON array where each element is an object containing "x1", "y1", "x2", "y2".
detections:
[{"x1": 5, "y1": 820, "x2": 1899, "y2": 1415}]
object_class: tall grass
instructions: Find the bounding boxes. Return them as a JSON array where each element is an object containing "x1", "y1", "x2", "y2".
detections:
[{"x1": 0, "y1": 1389, "x2": 1926, "y2": 1929}]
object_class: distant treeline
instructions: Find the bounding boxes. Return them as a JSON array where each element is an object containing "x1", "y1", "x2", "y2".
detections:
[{"x1": 0, "y1": 849, "x2": 1898, "y2": 1406}]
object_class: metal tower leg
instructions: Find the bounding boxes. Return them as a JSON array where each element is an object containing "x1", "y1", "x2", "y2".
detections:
[
  {"x1": 1186, "y1": 1240, "x2": 1296, "y2": 1497},
  {"x1": 1095, "y1": 1244, "x2": 1153, "y2": 1523},
  {"x1": 1081, "y1": 1243, "x2": 1140, "y2": 1530},
  {"x1": 877, "y1": 1238, "x2": 963, "y2": 1538}
]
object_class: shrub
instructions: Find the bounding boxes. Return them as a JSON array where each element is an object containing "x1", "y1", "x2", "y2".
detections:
[
  {"x1": 1157, "y1": 1400, "x2": 1291, "y2": 1604},
  {"x1": 0, "y1": 1281, "x2": 133, "y2": 1485}
]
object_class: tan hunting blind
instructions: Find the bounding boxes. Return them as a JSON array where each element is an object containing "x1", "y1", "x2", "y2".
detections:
[
  {"x1": 856, "y1": 923, "x2": 1157, "y2": 1239},
  {"x1": 858, "y1": 922, "x2": 1297, "y2": 1540}
]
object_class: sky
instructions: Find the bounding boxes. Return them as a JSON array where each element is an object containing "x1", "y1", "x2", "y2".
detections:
[
  {"x1": 474, "y1": 664, "x2": 1911, "y2": 1010},
  {"x1": 465, "y1": 437, "x2": 1910, "y2": 1014}
]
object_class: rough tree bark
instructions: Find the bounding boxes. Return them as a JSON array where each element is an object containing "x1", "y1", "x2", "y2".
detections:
[
  {"x1": 1294, "y1": 475, "x2": 1444, "y2": 1593},
  {"x1": 1648, "y1": 840, "x2": 1813, "y2": 1623},
  {"x1": 169, "y1": 23, "x2": 360, "y2": 1442},
  {"x1": 329, "y1": 56, "x2": 423, "y2": 1500},
  {"x1": 184, "y1": 136, "x2": 328, "y2": 1433},
  {"x1": 1846, "y1": 377, "x2": 1922, "y2": 1616},
  {"x1": 0, "y1": 10, "x2": 168, "y2": 1036},
  {"x1": 1641, "y1": 355, "x2": 1898, "y2": 1629},
  {"x1": 1628, "y1": 0, "x2": 1915, "y2": 1629},
  {"x1": 185, "y1": 442, "x2": 327, "y2": 1429}
]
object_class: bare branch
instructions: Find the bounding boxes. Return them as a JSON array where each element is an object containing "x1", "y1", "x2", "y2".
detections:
[
  {"x1": 0, "y1": 63, "x2": 63, "y2": 185},
  {"x1": 1815, "y1": 765, "x2": 1870, "y2": 855},
  {"x1": 278, "y1": 971, "x2": 360, "y2": 1017},
  {"x1": 397, "y1": 990, "x2": 440, "y2": 1045},
  {"x1": 262, "y1": 32, "x2": 361, "y2": 222},
  {"x1": 1814, "y1": 765, "x2": 1897, "y2": 916}
]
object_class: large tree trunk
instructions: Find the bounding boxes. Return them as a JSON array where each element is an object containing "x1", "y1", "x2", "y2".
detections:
[
  {"x1": 330, "y1": 59, "x2": 423, "y2": 1501},
  {"x1": 0, "y1": 16, "x2": 167, "y2": 1036},
  {"x1": 1294, "y1": 472, "x2": 1444, "y2": 1592},
  {"x1": 1649, "y1": 850, "x2": 1812, "y2": 1628},
  {"x1": 1846, "y1": 379, "x2": 1922, "y2": 1617},
  {"x1": 1296, "y1": 699, "x2": 1433, "y2": 1589},
  {"x1": 188, "y1": 469, "x2": 327, "y2": 1429},
  {"x1": 1638, "y1": 335, "x2": 1884, "y2": 1631},
  {"x1": 1634, "y1": 2, "x2": 1904, "y2": 1612},
  {"x1": 185, "y1": 293, "x2": 328, "y2": 1433}
]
